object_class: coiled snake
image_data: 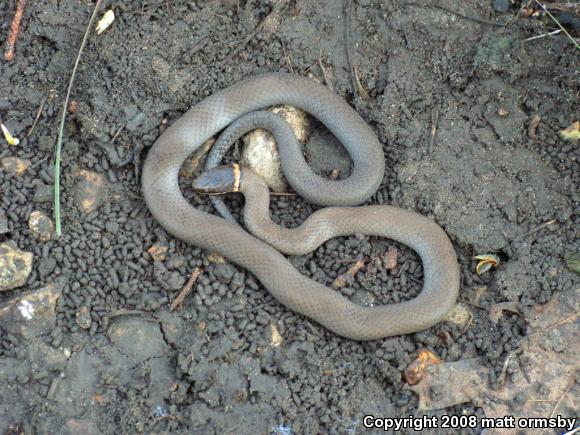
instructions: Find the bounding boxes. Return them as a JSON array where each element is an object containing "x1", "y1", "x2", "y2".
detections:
[{"x1": 142, "y1": 73, "x2": 459, "y2": 340}]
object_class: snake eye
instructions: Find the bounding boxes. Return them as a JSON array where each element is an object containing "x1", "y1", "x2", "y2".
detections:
[{"x1": 192, "y1": 165, "x2": 238, "y2": 194}]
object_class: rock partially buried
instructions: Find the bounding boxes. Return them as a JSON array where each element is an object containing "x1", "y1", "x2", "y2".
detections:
[
  {"x1": 75, "y1": 306, "x2": 92, "y2": 330},
  {"x1": 0, "y1": 241, "x2": 33, "y2": 291},
  {"x1": 28, "y1": 210, "x2": 54, "y2": 242},
  {"x1": 241, "y1": 105, "x2": 311, "y2": 192},
  {"x1": 0, "y1": 281, "x2": 63, "y2": 339},
  {"x1": 33, "y1": 183, "x2": 53, "y2": 203},
  {"x1": 0, "y1": 156, "x2": 31, "y2": 176},
  {"x1": 107, "y1": 317, "x2": 169, "y2": 362},
  {"x1": 73, "y1": 169, "x2": 107, "y2": 213}
]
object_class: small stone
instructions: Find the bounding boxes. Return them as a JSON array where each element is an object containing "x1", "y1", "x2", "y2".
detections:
[
  {"x1": 75, "y1": 306, "x2": 92, "y2": 330},
  {"x1": 350, "y1": 289, "x2": 375, "y2": 307},
  {"x1": 33, "y1": 184, "x2": 53, "y2": 203},
  {"x1": 213, "y1": 263, "x2": 235, "y2": 284},
  {"x1": 164, "y1": 271, "x2": 186, "y2": 291},
  {"x1": 492, "y1": 0, "x2": 511, "y2": 13},
  {"x1": 126, "y1": 112, "x2": 147, "y2": 132},
  {"x1": 497, "y1": 108, "x2": 509, "y2": 117},
  {"x1": 267, "y1": 323, "x2": 283, "y2": 347},
  {"x1": 1, "y1": 156, "x2": 31, "y2": 176},
  {"x1": 148, "y1": 243, "x2": 168, "y2": 261},
  {"x1": 67, "y1": 100, "x2": 79, "y2": 114},
  {"x1": 73, "y1": 169, "x2": 107, "y2": 213},
  {"x1": 207, "y1": 253, "x2": 226, "y2": 264},
  {"x1": 38, "y1": 256, "x2": 57, "y2": 278},
  {"x1": 105, "y1": 220, "x2": 120, "y2": 235},
  {"x1": 444, "y1": 303, "x2": 473, "y2": 330},
  {"x1": 37, "y1": 135, "x2": 54, "y2": 151},
  {"x1": 0, "y1": 241, "x2": 33, "y2": 291},
  {"x1": 28, "y1": 211, "x2": 54, "y2": 242},
  {"x1": 0, "y1": 281, "x2": 63, "y2": 339},
  {"x1": 0, "y1": 212, "x2": 8, "y2": 234},
  {"x1": 241, "y1": 105, "x2": 311, "y2": 192}
]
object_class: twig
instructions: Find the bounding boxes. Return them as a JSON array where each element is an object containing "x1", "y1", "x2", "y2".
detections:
[
  {"x1": 54, "y1": 0, "x2": 104, "y2": 237},
  {"x1": 524, "y1": 29, "x2": 563, "y2": 42},
  {"x1": 30, "y1": 156, "x2": 49, "y2": 169},
  {"x1": 353, "y1": 64, "x2": 370, "y2": 100},
  {"x1": 543, "y1": 2, "x2": 580, "y2": 14},
  {"x1": 428, "y1": 104, "x2": 440, "y2": 154},
  {"x1": 524, "y1": 218, "x2": 557, "y2": 238},
  {"x1": 4, "y1": 0, "x2": 26, "y2": 61},
  {"x1": 407, "y1": 3, "x2": 506, "y2": 27},
  {"x1": 458, "y1": 298, "x2": 486, "y2": 310},
  {"x1": 533, "y1": 0, "x2": 580, "y2": 50},
  {"x1": 282, "y1": 41, "x2": 293, "y2": 74},
  {"x1": 332, "y1": 258, "x2": 366, "y2": 289},
  {"x1": 541, "y1": 311, "x2": 579, "y2": 333},
  {"x1": 111, "y1": 124, "x2": 125, "y2": 143},
  {"x1": 506, "y1": 218, "x2": 557, "y2": 249},
  {"x1": 318, "y1": 47, "x2": 333, "y2": 91},
  {"x1": 498, "y1": 351, "x2": 515, "y2": 388},
  {"x1": 345, "y1": 0, "x2": 359, "y2": 102},
  {"x1": 270, "y1": 192, "x2": 297, "y2": 196},
  {"x1": 521, "y1": 310, "x2": 579, "y2": 346},
  {"x1": 549, "y1": 377, "x2": 575, "y2": 418},
  {"x1": 27, "y1": 96, "x2": 47, "y2": 137},
  {"x1": 170, "y1": 268, "x2": 202, "y2": 311}
]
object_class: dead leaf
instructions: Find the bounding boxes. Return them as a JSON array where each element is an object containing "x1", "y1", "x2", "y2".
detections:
[
  {"x1": 332, "y1": 259, "x2": 365, "y2": 289},
  {"x1": 383, "y1": 246, "x2": 398, "y2": 270},
  {"x1": 268, "y1": 323, "x2": 283, "y2": 347},
  {"x1": 407, "y1": 286, "x2": 579, "y2": 434},
  {"x1": 528, "y1": 114, "x2": 541, "y2": 140},
  {"x1": 404, "y1": 348, "x2": 442, "y2": 385},
  {"x1": 207, "y1": 253, "x2": 226, "y2": 264},
  {"x1": 474, "y1": 254, "x2": 500, "y2": 275},
  {"x1": 147, "y1": 243, "x2": 168, "y2": 261},
  {"x1": 560, "y1": 121, "x2": 580, "y2": 141},
  {"x1": 489, "y1": 301, "x2": 520, "y2": 324},
  {"x1": 406, "y1": 358, "x2": 487, "y2": 409}
]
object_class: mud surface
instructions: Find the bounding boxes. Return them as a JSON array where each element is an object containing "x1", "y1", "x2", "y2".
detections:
[{"x1": 0, "y1": 0, "x2": 578, "y2": 433}]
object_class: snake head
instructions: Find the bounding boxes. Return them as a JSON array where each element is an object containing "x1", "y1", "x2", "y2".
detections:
[{"x1": 192, "y1": 164, "x2": 240, "y2": 194}]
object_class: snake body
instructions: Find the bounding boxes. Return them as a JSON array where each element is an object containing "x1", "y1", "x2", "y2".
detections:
[{"x1": 142, "y1": 73, "x2": 460, "y2": 340}]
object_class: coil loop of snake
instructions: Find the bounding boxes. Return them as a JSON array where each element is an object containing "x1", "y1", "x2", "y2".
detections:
[{"x1": 142, "y1": 73, "x2": 460, "y2": 341}]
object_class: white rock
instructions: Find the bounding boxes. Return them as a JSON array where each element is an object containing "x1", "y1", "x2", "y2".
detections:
[{"x1": 241, "y1": 105, "x2": 310, "y2": 192}]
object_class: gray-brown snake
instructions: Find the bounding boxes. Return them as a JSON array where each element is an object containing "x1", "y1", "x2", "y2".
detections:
[{"x1": 142, "y1": 73, "x2": 460, "y2": 340}]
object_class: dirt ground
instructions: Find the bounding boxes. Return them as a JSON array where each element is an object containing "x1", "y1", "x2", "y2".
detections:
[{"x1": 0, "y1": 0, "x2": 578, "y2": 434}]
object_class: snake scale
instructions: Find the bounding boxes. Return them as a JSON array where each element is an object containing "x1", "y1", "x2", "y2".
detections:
[{"x1": 142, "y1": 73, "x2": 460, "y2": 340}]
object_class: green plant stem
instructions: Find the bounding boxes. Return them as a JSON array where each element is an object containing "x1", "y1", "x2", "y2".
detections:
[
  {"x1": 534, "y1": 0, "x2": 580, "y2": 50},
  {"x1": 54, "y1": 0, "x2": 104, "y2": 237}
]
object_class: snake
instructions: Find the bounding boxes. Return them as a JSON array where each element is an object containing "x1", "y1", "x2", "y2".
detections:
[{"x1": 142, "y1": 73, "x2": 460, "y2": 341}]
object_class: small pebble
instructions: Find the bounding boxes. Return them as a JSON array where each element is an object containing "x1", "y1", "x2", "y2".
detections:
[{"x1": 28, "y1": 211, "x2": 54, "y2": 242}]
